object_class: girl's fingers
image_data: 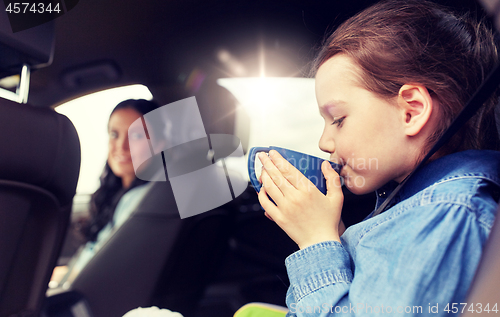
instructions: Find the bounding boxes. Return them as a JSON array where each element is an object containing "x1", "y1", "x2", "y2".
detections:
[
  {"x1": 257, "y1": 184, "x2": 280, "y2": 220},
  {"x1": 322, "y1": 160, "x2": 344, "y2": 198},
  {"x1": 258, "y1": 153, "x2": 287, "y2": 189},
  {"x1": 258, "y1": 151, "x2": 310, "y2": 193},
  {"x1": 268, "y1": 150, "x2": 308, "y2": 190},
  {"x1": 264, "y1": 211, "x2": 274, "y2": 222},
  {"x1": 261, "y1": 170, "x2": 284, "y2": 205}
]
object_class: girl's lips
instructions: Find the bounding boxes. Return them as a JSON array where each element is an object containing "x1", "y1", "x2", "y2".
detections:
[{"x1": 329, "y1": 157, "x2": 344, "y2": 167}]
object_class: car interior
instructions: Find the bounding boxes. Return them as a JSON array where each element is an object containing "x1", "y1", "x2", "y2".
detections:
[{"x1": 0, "y1": 0, "x2": 499, "y2": 317}]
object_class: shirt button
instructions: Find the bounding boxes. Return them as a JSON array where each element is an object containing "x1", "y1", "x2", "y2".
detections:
[{"x1": 378, "y1": 191, "x2": 386, "y2": 197}]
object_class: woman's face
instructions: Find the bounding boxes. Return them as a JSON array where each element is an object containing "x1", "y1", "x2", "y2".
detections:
[{"x1": 107, "y1": 108, "x2": 148, "y2": 188}]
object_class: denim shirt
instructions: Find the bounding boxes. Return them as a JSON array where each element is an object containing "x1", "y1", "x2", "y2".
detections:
[{"x1": 285, "y1": 150, "x2": 500, "y2": 316}]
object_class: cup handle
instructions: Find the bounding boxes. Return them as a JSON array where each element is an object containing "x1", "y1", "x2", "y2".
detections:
[{"x1": 247, "y1": 147, "x2": 270, "y2": 192}]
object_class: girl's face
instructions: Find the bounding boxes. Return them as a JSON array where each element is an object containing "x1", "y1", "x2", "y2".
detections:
[
  {"x1": 316, "y1": 54, "x2": 415, "y2": 194},
  {"x1": 108, "y1": 108, "x2": 149, "y2": 188}
]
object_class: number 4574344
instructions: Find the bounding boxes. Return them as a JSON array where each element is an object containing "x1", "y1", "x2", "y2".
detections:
[
  {"x1": 5, "y1": 2, "x2": 61, "y2": 14},
  {"x1": 444, "y1": 303, "x2": 499, "y2": 314}
]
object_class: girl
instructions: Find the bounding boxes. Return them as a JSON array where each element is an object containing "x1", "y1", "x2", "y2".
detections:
[{"x1": 258, "y1": 1, "x2": 500, "y2": 315}]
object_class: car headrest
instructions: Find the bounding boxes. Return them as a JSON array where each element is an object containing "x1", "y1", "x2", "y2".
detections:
[
  {"x1": 0, "y1": 14, "x2": 54, "y2": 77},
  {"x1": 0, "y1": 99, "x2": 80, "y2": 206}
]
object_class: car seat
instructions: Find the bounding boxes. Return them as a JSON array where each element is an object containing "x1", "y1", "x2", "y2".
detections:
[
  {"x1": 57, "y1": 180, "x2": 231, "y2": 317},
  {"x1": 0, "y1": 98, "x2": 81, "y2": 317}
]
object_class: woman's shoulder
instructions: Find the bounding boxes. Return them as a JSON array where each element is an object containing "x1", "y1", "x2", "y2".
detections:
[{"x1": 112, "y1": 182, "x2": 154, "y2": 225}]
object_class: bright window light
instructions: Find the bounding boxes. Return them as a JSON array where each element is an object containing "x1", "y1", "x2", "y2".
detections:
[
  {"x1": 56, "y1": 84, "x2": 153, "y2": 195},
  {"x1": 217, "y1": 77, "x2": 325, "y2": 159}
]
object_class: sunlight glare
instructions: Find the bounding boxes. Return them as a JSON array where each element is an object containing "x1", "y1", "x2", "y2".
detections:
[{"x1": 217, "y1": 77, "x2": 325, "y2": 159}]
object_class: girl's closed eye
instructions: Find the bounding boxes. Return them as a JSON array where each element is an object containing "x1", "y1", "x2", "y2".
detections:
[{"x1": 332, "y1": 116, "x2": 345, "y2": 127}]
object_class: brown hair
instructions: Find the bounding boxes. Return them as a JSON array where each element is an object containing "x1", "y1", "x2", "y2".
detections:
[{"x1": 313, "y1": 0, "x2": 500, "y2": 156}]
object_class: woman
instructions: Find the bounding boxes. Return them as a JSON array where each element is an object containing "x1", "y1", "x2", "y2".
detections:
[
  {"x1": 52, "y1": 98, "x2": 161, "y2": 286},
  {"x1": 83, "y1": 98, "x2": 161, "y2": 243}
]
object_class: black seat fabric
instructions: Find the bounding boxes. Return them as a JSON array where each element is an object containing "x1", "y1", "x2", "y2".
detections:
[
  {"x1": 69, "y1": 181, "x2": 231, "y2": 317},
  {"x1": 0, "y1": 99, "x2": 80, "y2": 317}
]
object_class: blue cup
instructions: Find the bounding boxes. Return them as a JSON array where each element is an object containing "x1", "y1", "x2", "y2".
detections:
[{"x1": 248, "y1": 146, "x2": 342, "y2": 194}]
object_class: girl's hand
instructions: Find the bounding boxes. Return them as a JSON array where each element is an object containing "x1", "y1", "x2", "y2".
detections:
[{"x1": 257, "y1": 150, "x2": 344, "y2": 249}]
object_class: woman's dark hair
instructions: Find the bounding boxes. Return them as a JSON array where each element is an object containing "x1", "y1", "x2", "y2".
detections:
[
  {"x1": 84, "y1": 99, "x2": 161, "y2": 242},
  {"x1": 312, "y1": 0, "x2": 500, "y2": 157}
]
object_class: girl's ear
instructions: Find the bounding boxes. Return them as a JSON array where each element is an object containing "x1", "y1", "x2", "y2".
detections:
[{"x1": 397, "y1": 84, "x2": 434, "y2": 136}]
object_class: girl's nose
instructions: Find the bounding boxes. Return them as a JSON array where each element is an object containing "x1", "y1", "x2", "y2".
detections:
[{"x1": 319, "y1": 128, "x2": 335, "y2": 154}]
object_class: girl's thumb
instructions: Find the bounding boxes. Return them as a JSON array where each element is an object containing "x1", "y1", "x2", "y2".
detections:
[{"x1": 322, "y1": 161, "x2": 343, "y2": 198}]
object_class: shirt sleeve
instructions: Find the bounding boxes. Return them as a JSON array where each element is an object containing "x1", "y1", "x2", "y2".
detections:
[
  {"x1": 284, "y1": 201, "x2": 492, "y2": 316},
  {"x1": 285, "y1": 241, "x2": 352, "y2": 316}
]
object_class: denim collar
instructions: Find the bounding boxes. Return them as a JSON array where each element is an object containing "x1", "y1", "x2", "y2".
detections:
[{"x1": 373, "y1": 150, "x2": 500, "y2": 214}]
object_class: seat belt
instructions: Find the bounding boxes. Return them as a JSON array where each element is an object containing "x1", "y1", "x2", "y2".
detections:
[{"x1": 372, "y1": 62, "x2": 500, "y2": 217}]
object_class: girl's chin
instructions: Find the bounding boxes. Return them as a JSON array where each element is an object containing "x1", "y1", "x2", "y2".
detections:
[
  {"x1": 342, "y1": 172, "x2": 373, "y2": 195},
  {"x1": 345, "y1": 183, "x2": 371, "y2": 195}
]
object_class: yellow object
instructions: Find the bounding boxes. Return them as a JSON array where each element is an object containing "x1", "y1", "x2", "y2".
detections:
[{"x1": 234, "y1": 303, "x2": 288, "y2": 317}]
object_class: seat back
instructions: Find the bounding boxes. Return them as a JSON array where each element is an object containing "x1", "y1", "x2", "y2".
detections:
[
  {"x1": 69, "y1": 181, "x2": 230, "y2": 317},
  {"x1": 0, "y1": 99, "x2": 80, "y2": 317}
]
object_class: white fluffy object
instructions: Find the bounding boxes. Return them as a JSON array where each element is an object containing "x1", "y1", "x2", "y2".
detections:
[{"x1": 122, "y1": 306, "x2": 184, "y2": 317}]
